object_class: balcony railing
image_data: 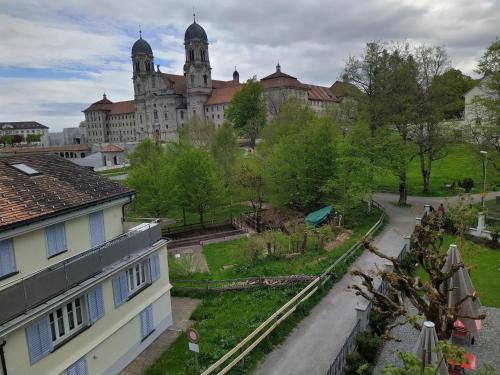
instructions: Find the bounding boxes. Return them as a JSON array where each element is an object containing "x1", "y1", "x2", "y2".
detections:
[{"x1": 0, "y1": 223, "x2": 162, "y2": 326}]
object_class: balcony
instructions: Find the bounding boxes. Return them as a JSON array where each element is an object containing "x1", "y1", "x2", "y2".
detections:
[{"x1": 0, "y1": 223, "x2": 162, "y2": 326}]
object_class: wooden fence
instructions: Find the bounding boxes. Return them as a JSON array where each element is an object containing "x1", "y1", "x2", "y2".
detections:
[{"x1": 199, "y1": 200, "x2": 386, "y2": 375}]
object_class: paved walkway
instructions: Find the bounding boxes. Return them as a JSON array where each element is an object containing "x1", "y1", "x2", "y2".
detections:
[
  {"x1": 120, "y1": 297, "x2": 201, "y2": 375},
  {"x1": 253, "y1": 192, "x2": 499, "y2": 375}
]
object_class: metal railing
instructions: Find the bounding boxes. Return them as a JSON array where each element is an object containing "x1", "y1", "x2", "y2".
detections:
[
  {"x1": 326, "y1": 320, "x2": 361, "y2": 375},
  {"x1": 0, "y1": 223, "x2": 161, "y2": 325}
]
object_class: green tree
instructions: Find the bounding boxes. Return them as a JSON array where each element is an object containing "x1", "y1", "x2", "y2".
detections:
[
  {"x1": 225, "y1": 77, "x2": 266, "y2": 148},
  {"x1": 171, "y1": 146, "x2": 225, "y2": 226},
  {"x1": 473, "y1": 38, "x2": 500, "y2": 170},
  {"x1": 127, "y1": 139, "x2": 170, "y2": 217},
  {"x1": 26, "y1": 133, "x2": 42, "y2": 143},
  {"x1": 210, "y1": 122, "x2": 238, "y2": 184},
  {"x1": 264, "y1": 111, "x2": 339, "y2": 210},
  {"x1": 181, "y1": 115, "x2": 216, "y2": 150},
  {"x1": 233, "y1": 156, "x2": 266, "y2": 213}
]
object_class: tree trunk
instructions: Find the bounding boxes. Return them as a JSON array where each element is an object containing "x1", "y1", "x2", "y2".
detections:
[
  {"x1": 199, "y1": 209, "x2": 204, "y2": 227},
  {"x1": 398, "y1": 169, "x2": 407, "y2": 206}
]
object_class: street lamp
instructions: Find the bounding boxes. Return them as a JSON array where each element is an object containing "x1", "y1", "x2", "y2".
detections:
[{"x1": 480, "y1": 150, "x2": 488, "y2": 208}]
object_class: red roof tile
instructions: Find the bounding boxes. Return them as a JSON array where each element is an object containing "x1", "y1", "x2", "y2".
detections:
[
  {"x1": 307, "y1": 85, "x2": 340, "y2": 102},
  {"x1": 205, "y1": 85, "x2": 241, "y2": 105},
  {"x1": 0, "y1": 154, "x2": 133, "y2": 230},
  {"x1": 109, "y1": 100, "x2": 134, "y2": 115}
]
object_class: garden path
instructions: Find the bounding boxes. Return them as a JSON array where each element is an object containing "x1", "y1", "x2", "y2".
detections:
[{"x1": 252, "y1": 192, "x2": 499, "y2": 375}]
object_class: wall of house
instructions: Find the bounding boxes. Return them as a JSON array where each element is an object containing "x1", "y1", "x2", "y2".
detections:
[
  {"x1": 3, "y1": 247, "x2": 172, "y2": 375},
  {"x1": 0, "y1": 203, "x2": 124, "y2": 289},
  {"x1": 204, "y1": 103, "x2": 228, "y2": 126}
]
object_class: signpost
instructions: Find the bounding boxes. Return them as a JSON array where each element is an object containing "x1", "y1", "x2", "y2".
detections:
[{"x1": 187, "y1": 328, "x2": 200, "y2": 373}]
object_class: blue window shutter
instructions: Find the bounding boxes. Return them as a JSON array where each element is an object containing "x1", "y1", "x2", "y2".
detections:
[
  {"x1": 140, "y1": 309, "x2": 148, "y2": 338},
  {"x1": 26, "y1": 316, "x2": 53, "y2": 365},
  {"x1": 0, "y1": 239, "x2": 16, "y2": 277},
  {"x1": 46, "y1": 223, "x2": 66, "y2": 256},
  {"x1": 147, "y1": 305, "x2": 154, "y2": 334},
  {"x1": 150, "y1": 253, "x2": 160, "y2": 282},
  {"x1": 67, "y1": 357, "x2": 87, "y2": 375},
  {"x1": 112, "y1": 272, "x2": 128, "y2": 307},
  {"x1": 86, "y1": 285, "x2": 105, "y2": 323},
  {"x1": 89, "y1": 211, "x2": 105, "y2": 247}
]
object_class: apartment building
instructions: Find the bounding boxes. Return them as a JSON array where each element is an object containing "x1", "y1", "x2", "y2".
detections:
[{"x1": 0, "y1": 154, "x2": 172, "y2": 375}]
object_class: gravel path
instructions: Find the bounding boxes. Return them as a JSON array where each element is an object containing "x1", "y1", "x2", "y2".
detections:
[{"x1": 374, "y1": 306, "x2": 500, "y2": 372}]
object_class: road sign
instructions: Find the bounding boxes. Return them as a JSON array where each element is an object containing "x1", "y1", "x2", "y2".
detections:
[
  {"x1": 187, "y1": 328, "x2": 200, "y2": 344},
  {"x1": 189, "y1": 342, "x2": 200, "y2": 353}
]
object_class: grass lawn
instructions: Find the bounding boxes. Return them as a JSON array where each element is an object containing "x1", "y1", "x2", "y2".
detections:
[
  {"x1": 374, "y1": 143, "x2": 499, "y2": 196},
  {"x1": 145, "y1": 288, "x2": 302, "y2": 375},
  {"x1": 169, "y1": 206, "x2": 382, "y2": 280},
  {"x1": 416, "y1": 234, "x2": 500, "y2": 308}
]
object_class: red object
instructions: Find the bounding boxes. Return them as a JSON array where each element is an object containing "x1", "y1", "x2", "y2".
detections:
[{"x1": 448, "y1": 353, "x2": 477, "y2": 371}]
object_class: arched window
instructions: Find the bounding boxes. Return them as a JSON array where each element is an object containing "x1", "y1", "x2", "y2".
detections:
[
  {"x1": 189, "y1": 49, "x2": 195, "y2": 61},
  {"x1": 164, "y1": 112, "x2": 168, "y2": 120},
  {"x1": 145, "y1": 61, "x2": 150, "y2": 72},
  {"x1": 201, "y1": 49, "x2": 206, "y2": 61},
  {"x1": 190, "y1": 75, "x2": 195, "y2": 87},
  {"x1": 135, "y1": 62, "x2": 140, "y2": 72},
  {"x1": 153, "y1": 110, "x2": 158, "y2": 121},
  {"x1": 203, "y1": 74, "x2": 208, "y2": 86}
]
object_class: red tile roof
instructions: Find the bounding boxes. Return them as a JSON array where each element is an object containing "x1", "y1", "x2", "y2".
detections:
[
  {"x1": 261, "y1": 69, "x2": 308, "y2": 90},
  {"x1": 0, "y1": 154, "x2": 133, "y2": 230},
  {"x1": 83, "y1": 97, "x2": 134, "y2": 115},
  {"x1": 205, "y1": 85, "x2": 242, "y2": 105},
  {"x1": 0, "y1": 144, "x2": 90, "y2": 154},
  {"x1": 100, "y1": 144, "x2": 124, "y2": 153},
  {"x1": 307, "y1": 85, "x2": 340, "y2": 102}
]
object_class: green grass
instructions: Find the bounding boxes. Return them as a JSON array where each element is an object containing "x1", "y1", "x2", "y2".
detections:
[
  {"x1": 96, "y1": 166, "x2": 129, "y2": 176},
  {"x1": 170, "y1": 206, "x2": 382, "y2": 280},
  {"x1": 415, "y1": 234, "x2": 500, "y2": 308},
  {"x1": 374, "y1": 143, "x2": 499, "y2": 196}
]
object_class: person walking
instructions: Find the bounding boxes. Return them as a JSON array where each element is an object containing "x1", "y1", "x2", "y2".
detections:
[{"x1": 438, "y1": 203, "x2": 445, "y2": 216}]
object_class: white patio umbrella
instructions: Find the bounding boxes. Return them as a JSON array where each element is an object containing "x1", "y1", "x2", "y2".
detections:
[
  {"x1": 413, "y1": 321, "x2": 449, "y2": 375},
  {"x1": 442, "y1": 244, "x2": 482, "y2": 338}
]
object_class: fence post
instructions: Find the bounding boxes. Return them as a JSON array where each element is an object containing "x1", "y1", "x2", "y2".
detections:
[
  {"x1": 405, "y1": 235, "x2": 411, "y2": 254},
  {"x1": 477, "y1": 212, "x2": 485, "y2": 231},
  {"x1": 415, "y1": 217, "x2": 422, "y2": 225},
  {"x1": 355, "y1": 303, "x2": 368, "y2": 331},
  {"x1": 424, "y1": 204, "x2": 431, "y2": 215}
]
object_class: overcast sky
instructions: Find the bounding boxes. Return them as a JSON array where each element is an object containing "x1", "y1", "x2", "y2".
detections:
[{"x1": 0, "y1": 0, "x2": 498, "y2": 131}]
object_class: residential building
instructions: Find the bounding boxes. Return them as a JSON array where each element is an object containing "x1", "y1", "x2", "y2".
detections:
[
  {"x1": 0, "y1": 154, "x2": 172, "y2": 375},
  {"x1": 0, "y1": 122, "x2": 49, "y2": 145},
  {"x1": 82, "y1": 19, "x2": 355, "y2": 144}
]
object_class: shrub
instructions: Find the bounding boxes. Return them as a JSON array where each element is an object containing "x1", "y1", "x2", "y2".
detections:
[
  {"x1": 345, "y1": 351, "x2": 370, "y2": 375},
  {"x1": 457, "y1": 178, "x2": 474, "y2": 193},
  {"x1": 369, "y1": 310, "x2": 389, "y2": 336},
  {"x1": 356, "y1": 331, "x2": 382, "y2": 363},
  {"x1": 399, "y1": 250, "x2": 418, "y2": 275}
]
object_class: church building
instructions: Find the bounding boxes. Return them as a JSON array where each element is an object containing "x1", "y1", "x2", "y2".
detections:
[{"x1": 83, "y1": 19, "x2": 353, "y2": 145}]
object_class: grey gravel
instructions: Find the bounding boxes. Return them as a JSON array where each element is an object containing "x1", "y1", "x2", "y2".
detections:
[{"x1": 374, "y1": 306, "x2": 500, "y2": 373}]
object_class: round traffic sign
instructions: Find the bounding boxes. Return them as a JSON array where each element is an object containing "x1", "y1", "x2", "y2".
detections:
[{"x1": 187, "y1": 328, "x2": 200, "y2": 344}]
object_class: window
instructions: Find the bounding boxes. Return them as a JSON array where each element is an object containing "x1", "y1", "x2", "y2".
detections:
[
  {"x1": 140, "y1": 305, "x2": 154, "y2": 339},
  {"x1": 189, "y1": 49, "x2": 194, "y2": 61},
  {"x1": 203, "y1": 74, "x2": 208, "y2": 86},
  {"x1": 49, "y1": 297, "x2": 85, "y2": 345},
  {"x1": 180, "y1": 111, "x2": 184, "y2": 120},
  {"x1": 0, "y1": 239, "x2": 16, "y2": 278},
  {"x1": 190, "y1": 75, "x2": 195, "y2": 87},
  {"x1": 112, "y1": 254, "x2": 160, "y2": 307},
  {"x1": 153, "y1": 110, "x2": 158, "y2": 121},
  {"x1": 127, "y1": 261, "x2": 148, "y2": 294},
  {"x1": 164, "y1": 111, "x2": 168, "y2": 120},
  {"x1": 66, "y1": 357, "x2": 88, "y2": 375},
  {"x1": 201, "y1": 49, "x2": 206, "y2": 61},
  {"x1": 46, "y1": 223, "x2": 67, "y2": 257},
  {"x1": 135, "y1": 62, "x2": 140, "y2": 72},
  {"x1": 89, "y1": 211, "x2": 105, "y2": 247}
]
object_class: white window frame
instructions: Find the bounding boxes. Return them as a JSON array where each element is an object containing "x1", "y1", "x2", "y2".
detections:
[
  {"x1": 126, "y1": 260, "x2": 150, "y2": 294},
  {"x1": 49, "y1": 297, "x2": 86, "y2": 346}
]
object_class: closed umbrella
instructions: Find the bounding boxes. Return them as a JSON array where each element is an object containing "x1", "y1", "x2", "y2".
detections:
[
  {"x1": 442, "y1": 244, "x2": 482, "y2": 338},
  {"x1": 413, "y1": 321, "x2": 449, "y2": 375}
]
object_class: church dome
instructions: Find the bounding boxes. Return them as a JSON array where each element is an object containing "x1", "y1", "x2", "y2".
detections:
[
  {"x1": 132, "y1": 37, "x2": 153, "y2": 56},
  {"x1": 184, "y1": 22, "x2": 208, "y2": 43}
]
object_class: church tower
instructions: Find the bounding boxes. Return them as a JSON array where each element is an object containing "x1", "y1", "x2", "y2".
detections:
[{"x1": 183, "y1": 16, "x2": 212, "y2": 119}]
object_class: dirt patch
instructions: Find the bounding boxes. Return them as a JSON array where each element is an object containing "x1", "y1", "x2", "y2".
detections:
[{"x1": 324, "y1": 230, "x2": 353, "y2": 251}]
